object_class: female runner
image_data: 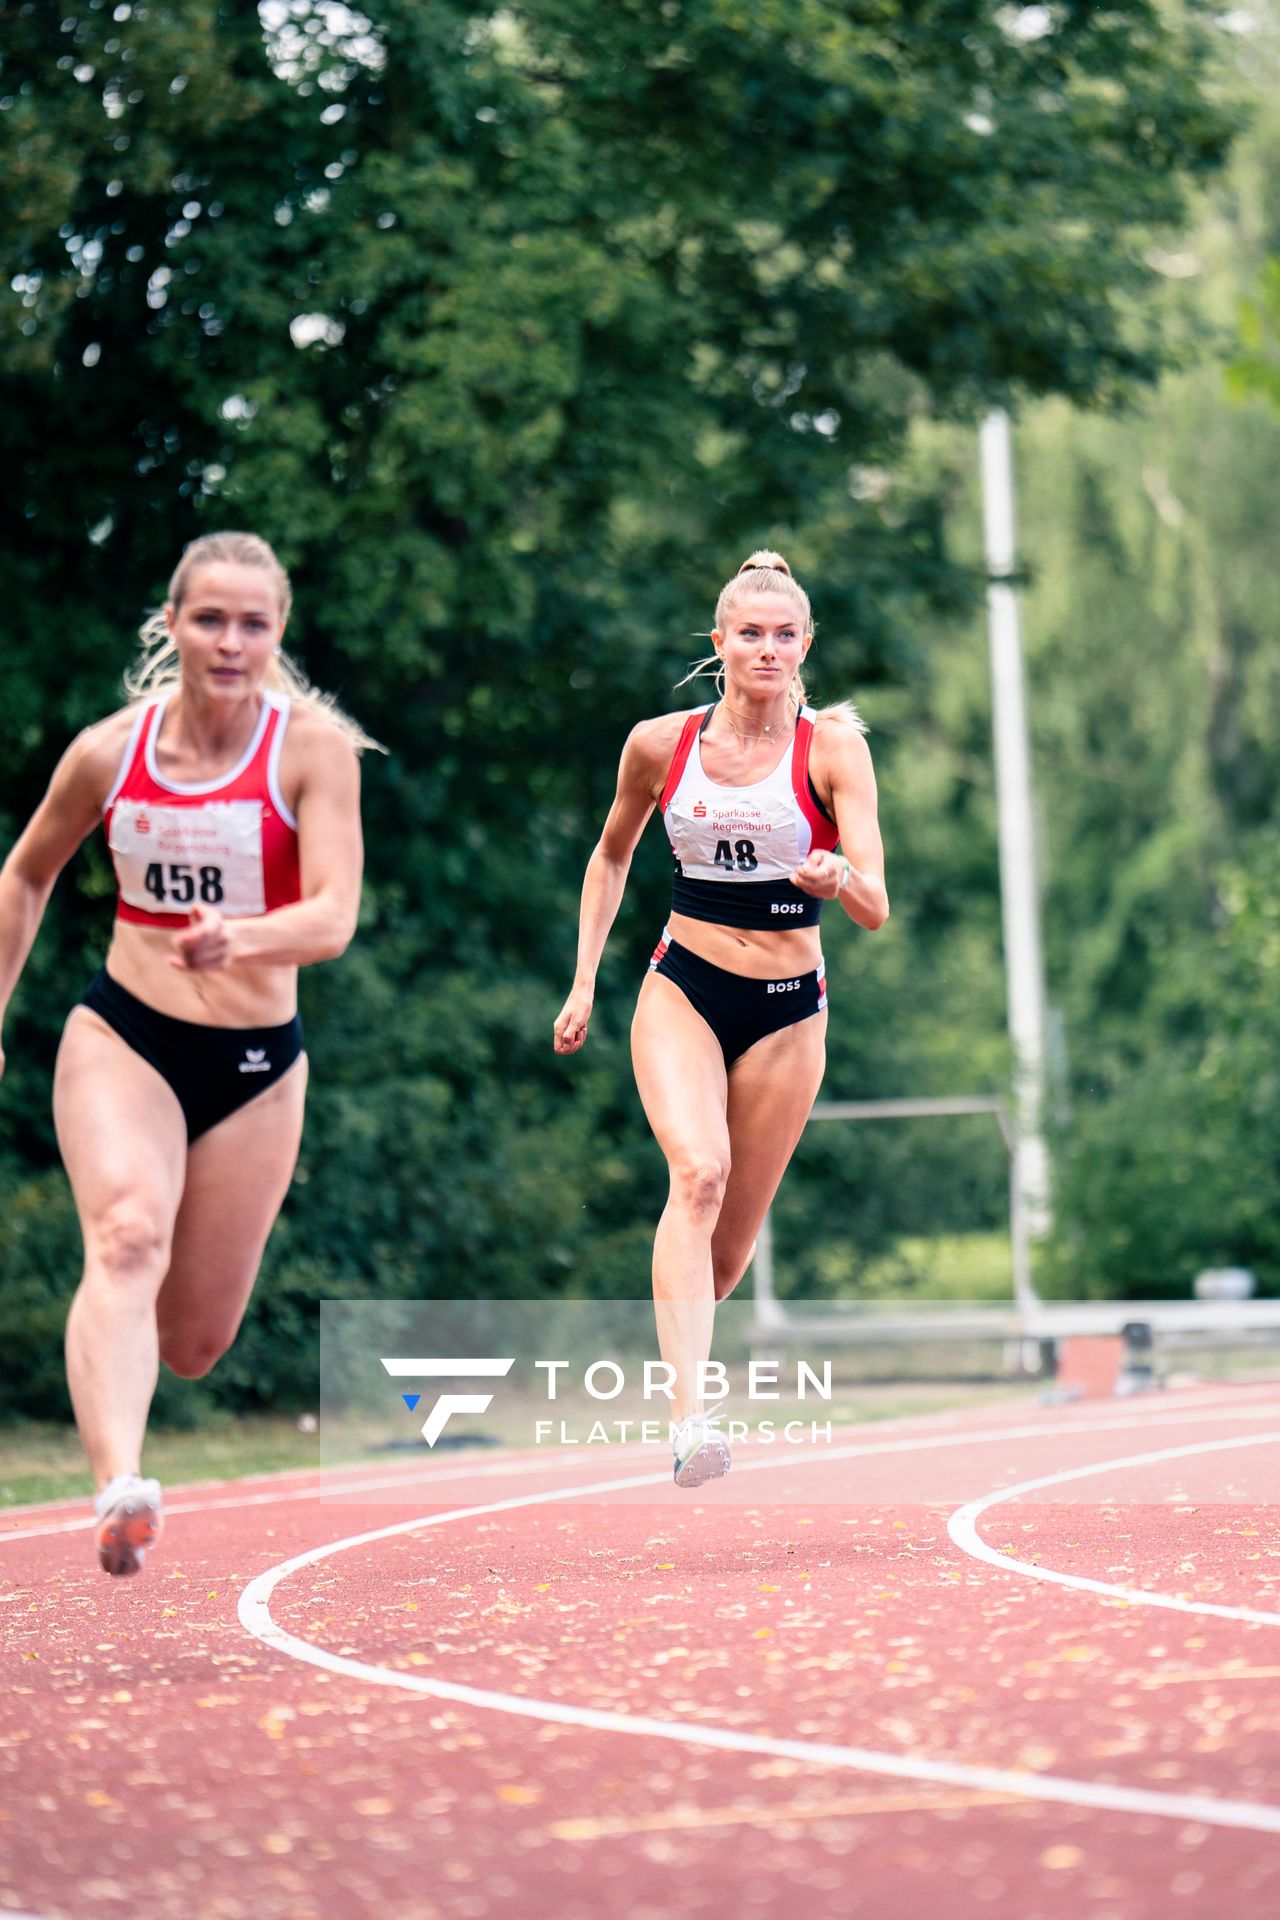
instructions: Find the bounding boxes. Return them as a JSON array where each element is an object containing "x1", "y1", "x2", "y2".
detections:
[
  {"x1": 554, "y1": 551, "x2": 888, "y2": 1487},
  {"x1": 0, "y1": 531, "x2": 376, "y2": 1574}
]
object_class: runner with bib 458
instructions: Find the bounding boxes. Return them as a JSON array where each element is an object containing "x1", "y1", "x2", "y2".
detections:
[{"x1": 0, "y1": 532, "x2": 378, "y2": 1575}]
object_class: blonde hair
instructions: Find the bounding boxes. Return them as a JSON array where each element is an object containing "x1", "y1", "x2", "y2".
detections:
[
  {"x1": 677, "y1": 549, "x2": 866, "y2": 732},
  {"x1": 127, "y1": 531, "x2": 384, "y2": 754}
]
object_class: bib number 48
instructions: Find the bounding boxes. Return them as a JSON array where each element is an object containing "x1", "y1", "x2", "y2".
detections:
[
  {"x1": 144, "y1": 862, "x2": 225, "y2": 907},
  {"x1": 713, "y1": 838, "x2": 758, "y2": 873}
]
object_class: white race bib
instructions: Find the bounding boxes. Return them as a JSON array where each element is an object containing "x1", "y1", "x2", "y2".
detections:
[
  {"x1": 666, "y1": 788, "x2": 800, "y2": 882},
  {"x1": 109, "y1": 800, "x2": 266, "y2": 917}
]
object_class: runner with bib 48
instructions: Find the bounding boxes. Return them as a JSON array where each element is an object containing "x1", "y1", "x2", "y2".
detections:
[
  {"x1": 0, "y1": 532, "x2": 378, "y2": 1575},
  {"x1": 554, "y1": 551, "x2": 888, "y2": 1487}
]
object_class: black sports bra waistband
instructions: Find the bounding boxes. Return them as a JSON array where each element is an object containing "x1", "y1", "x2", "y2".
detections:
[{"x1": 669, "y1": 870, "x2": 823, "y2": 930}]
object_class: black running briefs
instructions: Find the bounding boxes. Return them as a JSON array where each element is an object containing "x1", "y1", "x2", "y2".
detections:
[
  {"x1": 648, "y1": 937, "x2": 826, "y2": 1067},
  {"x1": 81, "y1": 969, "x2": 304, "y2": 1142}
]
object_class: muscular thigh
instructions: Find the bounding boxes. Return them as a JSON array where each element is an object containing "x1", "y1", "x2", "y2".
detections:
[
  {"x1": 711, "y1": 1009, "x2": 827, "y2": 1293},
  {"x1": 631, "y1": 971, "x2": 730, "y2": 1169},
  {"x1": 156, "y1": 1055, "x2": 308, "y2": 1348},
  {"x1": 53, "y1": 1008, "x2": 187, "y2": 1240}
]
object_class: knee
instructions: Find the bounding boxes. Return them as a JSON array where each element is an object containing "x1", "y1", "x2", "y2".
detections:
[
  {"x1": 159, "y1": 1331, "x2": 227, "y2": 1380},
  {"x1": 669, "y1": 1154, "x2": 730, "y2": 1221},
  {"x1": 87, "y1": 1201, "x2": 170, "y2": 1292}
]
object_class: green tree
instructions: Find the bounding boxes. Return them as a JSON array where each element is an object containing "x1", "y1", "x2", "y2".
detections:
[{"x1": 0, "y1": 0, "x2": 1243, "y2": 1410}]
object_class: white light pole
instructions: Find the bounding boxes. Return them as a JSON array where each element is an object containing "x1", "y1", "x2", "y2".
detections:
[{"x1": 980, "y1": 408, "x2": 1052, "y2": 1235}]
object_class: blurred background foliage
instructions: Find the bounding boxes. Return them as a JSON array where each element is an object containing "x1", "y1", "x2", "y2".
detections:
[{"x1": 1, "y1": 0, "x2": 1278, "y2": 1416}]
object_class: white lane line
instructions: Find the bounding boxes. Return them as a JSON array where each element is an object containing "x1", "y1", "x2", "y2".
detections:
[
  {"x1": 947, "y1": 1430, "x2": 1280, "y2": 1625},
  {"x1": 0, "y1": 1452, "x2": 641, "y2": 1545},
  {"x1": 5, "y1": 1378, "x2": 1276, "y2": 1524},
  {"x1": 0, "y1": 1446, "x2": 627, "y2": 1522},
  {"x1": 7, "y1": 1395, "x2": 1279, "y2": 1548},
  {"x1": 236, "y1": 1442, "x2": 1280, "y2": 1838}
]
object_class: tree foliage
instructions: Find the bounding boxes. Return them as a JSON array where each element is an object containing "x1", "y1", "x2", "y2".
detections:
[{"x1": 0, "y1": 0, "x2": 1244, "y2": 1412}]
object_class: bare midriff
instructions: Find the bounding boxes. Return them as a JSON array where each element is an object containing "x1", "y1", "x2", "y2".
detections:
[
  {"x1": 665, "y1": 912, "x2": 823, "y2": 979},
  {"x1": 104, "y1": 922, "x2": 298, "y2": 1027}
]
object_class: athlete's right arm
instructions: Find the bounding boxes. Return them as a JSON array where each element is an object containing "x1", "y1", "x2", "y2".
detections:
[
  {"x1": 553, "y1": 716, "x2": 678, "y2": 1056},
  {"x1": 0, "y1": 718, "x2": 124, "y2": 1077}
]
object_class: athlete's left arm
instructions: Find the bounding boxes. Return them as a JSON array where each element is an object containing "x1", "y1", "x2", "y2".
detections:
[
  {"x1": 792, "y1": 721, "x2": 889, "y2": 931},
  {"x1": 171, "y1": 727, "x2": 363, "y2": 972}
]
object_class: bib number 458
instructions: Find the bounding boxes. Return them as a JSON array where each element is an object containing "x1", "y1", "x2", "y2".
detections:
[
  {"x1": 144, "y1": 862, "x2": 225, "y2": 907},
  {"x1": 713, "y1": 838, "x2": 758, "y2": 873}
]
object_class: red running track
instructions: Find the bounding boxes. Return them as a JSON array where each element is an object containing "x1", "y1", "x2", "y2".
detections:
[{"x1": 2, "y1": 1382, "x2": 1279, "y2": 1920}]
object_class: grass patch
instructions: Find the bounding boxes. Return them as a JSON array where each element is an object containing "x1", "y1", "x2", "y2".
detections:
[
  {"x1": 1, "y1": 1383, "x2": 1035, "y2": 1507},
  {"x1": 0, "y1": 1414, "x2": 321, "y2": 1507},
  {"x1": 796, "y1": 1231, "x2": 1018, "y2": 1302}
]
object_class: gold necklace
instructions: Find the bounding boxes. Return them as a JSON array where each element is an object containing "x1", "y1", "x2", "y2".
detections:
[{"x1": 720, "y1": 701, "x2": 790, "y2": 746}]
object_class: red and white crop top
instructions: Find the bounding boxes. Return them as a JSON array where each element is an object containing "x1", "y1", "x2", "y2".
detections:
[
  {"x1": 103, "y1": 690, "x2": 301, "y2": 926},
  {"x1": 659, "y1": 703, "x2": 840, "y2": 930}
]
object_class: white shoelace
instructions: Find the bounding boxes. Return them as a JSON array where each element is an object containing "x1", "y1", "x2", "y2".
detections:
[{"x1": 94, "y1": 1472, "x2": 159, "y2": 1516}]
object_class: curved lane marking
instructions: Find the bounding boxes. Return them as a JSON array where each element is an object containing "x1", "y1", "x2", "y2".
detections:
[
  {"x1": 237, "y1": 1435, "x2": 1280, "y2": 1837},
  {"x1": 947, "y1": 1429, "x2": 1280, "y2": 1625}
]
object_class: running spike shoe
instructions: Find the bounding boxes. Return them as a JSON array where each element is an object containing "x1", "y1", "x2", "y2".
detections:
[
  {"x1": 94, "y1": 1473, "x2": 163, "y2": 1577},
  {"x1": 672, "y1": 1411, "x2": 732, "y2": 1489}
]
